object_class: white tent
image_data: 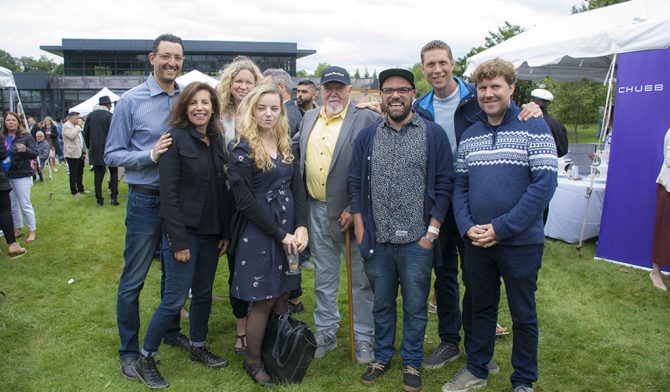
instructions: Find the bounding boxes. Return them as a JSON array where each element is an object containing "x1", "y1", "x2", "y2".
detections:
[
  {"x1": 0, "y1": 66, "x2": 30, "y2": 130},
  {"x1": 69, "y1": 87, "x2": 121, "y2": 117},
  {"x1": 176, "y1": 70, "x2": 219, "y2": 89},
  {"x1": 464, "y1": 0, "x2": 670, "y2": 82},
  {"x1": 0, "y1": 66, "x2": 16, "y2": 88}
]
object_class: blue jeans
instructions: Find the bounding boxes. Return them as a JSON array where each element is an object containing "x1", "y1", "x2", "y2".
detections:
[
  {"x1": 464, "y1": 243, "x2": 543, "y2": 388},
  {"x1": 364, "y1": 241, "x2": 434, "y2": 368},
  {"x1": 116, "y1": 189, "x2": 180, "y2": 360},
  {"x1": 142, "y1": 234, "x2": 220, "y2": 355}
]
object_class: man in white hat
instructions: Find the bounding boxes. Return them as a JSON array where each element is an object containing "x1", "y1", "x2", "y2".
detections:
[{"x1": 530, "y1": 88, "x2": 568, "y2": 157}]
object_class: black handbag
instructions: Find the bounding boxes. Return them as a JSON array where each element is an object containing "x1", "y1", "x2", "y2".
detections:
[{"x1": 261, "y1": 312, "x2": 317, "y2": 384}]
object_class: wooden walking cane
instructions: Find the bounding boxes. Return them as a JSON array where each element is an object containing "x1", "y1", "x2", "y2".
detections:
[{"x1": 345, "y1": 230, "x2": 356, "y2": 364}]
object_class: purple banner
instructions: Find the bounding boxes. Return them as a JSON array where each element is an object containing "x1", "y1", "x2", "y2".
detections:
[{"x1": 597, "y1": 48, "x2": 670, "y2": 269}]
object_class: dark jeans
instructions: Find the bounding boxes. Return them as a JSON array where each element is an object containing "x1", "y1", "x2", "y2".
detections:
[
  {"x1": 116, "y1": 188, "x2": 180, "y2": 360},
  {"x1": 142, "y1": 234, "x2": 220, "y2": 354},
  {"x1": 464, "y1": 242, "x2": 543, "y2": 388},
  {"x1": 364, "y1": 241, "x2": 434, "y2": 368},
  {"x1": 0, "y1": 190, "x2": 16, "y2": 244},
  {"x1": 434, "y1": 208, "x2": 469, "y2": 350},
  {"x1": 65, "y1": 157, "x2": 84, "y2": 194},
  {"x1": 93, "y1": 165, "x2": 118, "y2": 202}
]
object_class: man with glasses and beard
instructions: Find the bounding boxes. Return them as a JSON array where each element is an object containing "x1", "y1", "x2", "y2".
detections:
[{"x1": 350, "y1": 68, "x2": 454, "y2": 392}]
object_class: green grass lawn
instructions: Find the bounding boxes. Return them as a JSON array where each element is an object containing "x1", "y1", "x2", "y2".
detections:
[
  {"x1": 566, "y1": 123, "x2": 601, "y2": 145},
  {"x1": 1, "y1": 169, "x2": 669, "y2": 392}
]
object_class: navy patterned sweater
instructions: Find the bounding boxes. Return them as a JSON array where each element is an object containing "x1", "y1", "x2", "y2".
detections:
[{"x1": 453, "y1": 104, "x2": 558, "y2": 246}]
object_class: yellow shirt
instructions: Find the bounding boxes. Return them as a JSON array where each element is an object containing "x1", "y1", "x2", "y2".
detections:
[{"x1": 304, "y1": 104, "x2": 349, "y2": 201}]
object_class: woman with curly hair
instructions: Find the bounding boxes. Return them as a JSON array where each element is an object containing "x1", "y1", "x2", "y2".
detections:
[
  {"x1": 228, "y1": 84, "x2": 308, "y2": 386},
  {"x1": 217, "y1": 55, "x2": 264, "y2": 154},
  {"x1": 216, "y1": 55, "x2": 264, "y2": 355}
]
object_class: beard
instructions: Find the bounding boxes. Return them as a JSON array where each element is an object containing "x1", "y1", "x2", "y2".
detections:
[
  {"x1": 325, "y1": 101, "x2": 344, "y2": 116},
  {"x1": 383, "y1": 99, "x2": 412, "y2": 123}
]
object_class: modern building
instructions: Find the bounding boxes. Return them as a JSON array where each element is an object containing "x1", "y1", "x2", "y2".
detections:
[{"x1": 1, "y1": 38, "x2": 315, "y2": 120}]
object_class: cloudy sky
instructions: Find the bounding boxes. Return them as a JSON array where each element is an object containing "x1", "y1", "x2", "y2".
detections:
[{"x1": 1, "y1": 0, "x2": 580, "y2": 73}]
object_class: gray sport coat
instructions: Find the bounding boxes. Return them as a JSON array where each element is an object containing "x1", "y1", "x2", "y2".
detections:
[{"x1": 293, "y1": 101, "x2": 380, "y2": 239}]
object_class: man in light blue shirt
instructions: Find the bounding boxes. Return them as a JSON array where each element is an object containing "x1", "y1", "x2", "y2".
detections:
[{"x1": 104, "y1": 33, "x2": 186, "y2": 388}]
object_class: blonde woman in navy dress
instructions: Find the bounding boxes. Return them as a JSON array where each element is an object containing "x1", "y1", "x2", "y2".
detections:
[
  {"x1": 216, "y1": 55, "x2": 264, "y2": 356},
  {"x1": 228, "y1": 83, "x2": 308, "y2": 386}
]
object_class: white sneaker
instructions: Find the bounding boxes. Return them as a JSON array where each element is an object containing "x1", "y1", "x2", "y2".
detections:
[
  {"x1": 442, "y1": 368, "x2": 487, "y2": 392},
  {"x1": 355, "y1": 340, "x2": 375, "y2": 364}
]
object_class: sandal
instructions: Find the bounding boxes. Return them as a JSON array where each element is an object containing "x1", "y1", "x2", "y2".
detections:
[
  {"x1": 234, "y1": 335, "x2": 248, "y2": 355},
  {"x1": 8, "y1": 248, "x2": 27, "y2": 259},
  {"x1": 496, "y1": 323, "x2": 510, "y2": 337},
  {"x1": 243, "y1": 361, "x2": 273, "y2": 387}
]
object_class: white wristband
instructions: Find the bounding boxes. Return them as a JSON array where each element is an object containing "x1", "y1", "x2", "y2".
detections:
[
  {"x1": 427, "y1": 225, "x2": 440, "y2": 235},
  {"x1": 150, "y1": 149, "x2": 158, "y2": 163}
]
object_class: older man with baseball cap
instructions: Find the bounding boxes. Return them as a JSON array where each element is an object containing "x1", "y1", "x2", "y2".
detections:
[
  {"x1": 293, "y1": 66, "x2": 380, "y2": 363},
  {"x1": 350, "y1": 68, "x2": 454, "y2": 391}
]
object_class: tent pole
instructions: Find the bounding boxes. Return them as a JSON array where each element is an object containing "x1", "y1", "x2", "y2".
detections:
[{"x1": 577, "y1": 54, "x2": 617, "y2": 257}]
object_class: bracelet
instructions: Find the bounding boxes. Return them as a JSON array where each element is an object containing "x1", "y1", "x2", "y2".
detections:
[
  {"x1": 424, "y1": 235, "x2": 436, "y2": 244},
  {"x1": 427, "y1": 225, "x2": 440, "y2": 235}
]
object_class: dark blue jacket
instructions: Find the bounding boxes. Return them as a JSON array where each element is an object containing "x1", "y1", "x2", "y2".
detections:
[
  {"x1": 349, "y1": 115, "x2": 454, "y2": 260},
  {"x1": 413, "y1": 76, "x2": 480, "y2": 147}
]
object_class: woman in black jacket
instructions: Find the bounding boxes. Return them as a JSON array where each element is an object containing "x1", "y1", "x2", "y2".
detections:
[
  {"x1": 131, "y1": 83, "x2": 232, "y2": 388},
  {"x1": 0, "y1": 131, "x2": 26, "y2": 257},
  {"x1": 2, "y1": 112, "x2": 37, "y2": 243}
]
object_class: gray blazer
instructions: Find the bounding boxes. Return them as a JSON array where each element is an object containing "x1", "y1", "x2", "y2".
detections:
[{"x1": 294, "y1": 102, "x2": 380, "y2": 238}]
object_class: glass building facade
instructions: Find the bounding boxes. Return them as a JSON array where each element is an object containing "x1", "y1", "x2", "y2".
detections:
[
  {"x1": 0, "y1": 38, "x2": 315, "y2": 119},
  {"x1": 42, "y1": 39, "x2": 313, "y2": 77}
]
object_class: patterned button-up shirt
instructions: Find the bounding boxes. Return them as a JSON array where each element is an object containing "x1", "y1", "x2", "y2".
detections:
[{"x1": 371, "y1": 112, "x2": 427, "y2": 244}]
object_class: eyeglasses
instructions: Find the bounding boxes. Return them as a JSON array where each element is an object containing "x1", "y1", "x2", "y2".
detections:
[
  {"x1": 155, "y1": 53, "x2": 184, "y2": 62},
  {"x1": 381, "y1": 87, "x2": 414, "y2": 96}
]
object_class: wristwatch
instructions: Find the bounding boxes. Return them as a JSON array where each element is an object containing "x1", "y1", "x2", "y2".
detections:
[{"x1": 424, "y1": 235, "x2": 436, "y2": 244}]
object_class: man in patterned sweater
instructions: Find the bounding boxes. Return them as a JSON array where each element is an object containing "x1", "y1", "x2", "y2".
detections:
[{"x1": 442, "y1": 58, "x2": 557, "y2": 392}]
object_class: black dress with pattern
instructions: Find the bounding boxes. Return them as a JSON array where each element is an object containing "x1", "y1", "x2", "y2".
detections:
[{"x1": 228, "y1": 138, "x2": 307, "y2": 301}]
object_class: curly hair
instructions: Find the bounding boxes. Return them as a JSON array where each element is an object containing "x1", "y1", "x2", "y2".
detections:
[
  {"x1": 472, "y1": 58, "x2": 517, "y2": 86},
  {"x1": 233, "y1": 84, "x2": 294, "y2": 171},
  {"x1": 216, "y1": 56, "x2": 263, "y2": 118}
]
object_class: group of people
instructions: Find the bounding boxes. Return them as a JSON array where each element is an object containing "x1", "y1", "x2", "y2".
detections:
[
  {"x1": 64, "y1": 96, "x2": 120, "y2": 206},
  {"x1": 105, "y1": 33, "x2": 559, "y2": 392}
]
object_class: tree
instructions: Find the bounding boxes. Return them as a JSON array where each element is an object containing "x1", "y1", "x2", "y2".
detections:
[
  {"x1": 353, "y1": 68, "x2": 361, "y2": 79},
  {"x1": 363, "y1": 67, "x2": 370, "y2": 79},
  {"x1": 454, "y1": 21, "x2": 525, "y2": 76},
  {"x1": 0, "y1": 49, "x2": 20, "y2": 72},
  {"x1": 454, "y1": 21, "x2": 534, "y2": 104},
  {"x1": 544, "y1": 78, "x2": 607, "y2": 142},
  {"x1": 313, "y1": 63, "x2": 331, "y2": 77},
  {"x1": 371, "y1": 69, "x2": 377, "y2": 80},
  {"x1": 18, "y1": 55, "x2": 62, "y2": 74},
  {"x1": 571, "y1": 0, "x2": 628, "y2": 13},
  {"x1": 296, "y1": 69, "x2": 309, "y2": 77},
  {"x1": 410, "y1": 63, "x2": 431, "y2": 96}
]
